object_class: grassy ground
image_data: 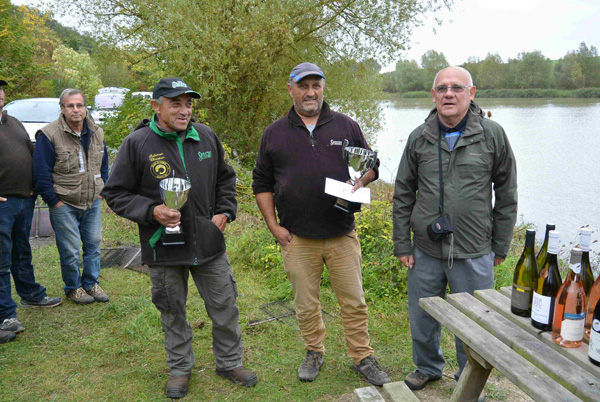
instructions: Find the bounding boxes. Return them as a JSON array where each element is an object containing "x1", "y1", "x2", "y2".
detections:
[{"x1": 0, "y1": 187, "x2": 524, "y2": 401}]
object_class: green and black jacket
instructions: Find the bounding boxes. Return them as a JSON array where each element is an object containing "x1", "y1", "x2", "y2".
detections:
[{"x1": 102, "y1": 116, "x2": 237, "y2": 267}]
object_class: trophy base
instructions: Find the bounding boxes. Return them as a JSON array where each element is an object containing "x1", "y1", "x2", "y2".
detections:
[
  {"x1": 334, "y1": 198, "x2": 362, "y2": 214},
  {"x1": 162, "y1": 229, "x2": 185, "y2": 246}
]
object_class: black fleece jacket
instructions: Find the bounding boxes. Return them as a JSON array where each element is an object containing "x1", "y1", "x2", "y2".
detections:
[
  {"x1": 102, "y1": 118, "x2": 237, "y2": 267},
  {"x1": 252, "y1": 102, "x2": 378, "y2": 239},
  {"x1": 0, "y1": 110, "x2": 34, "y2": 198}
]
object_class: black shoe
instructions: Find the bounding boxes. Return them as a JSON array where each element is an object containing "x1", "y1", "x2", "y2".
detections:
[
  {"x1": 165, "y1": 373, "x2": 191, "y2": 399},
  {"x1": 405, "y1": 369, "x2": 442, "y2": 390},
  {"x1": 298, "y1": 350, "x2": 324, "y2": 382},
  {"x1": 21, "y1": 296, "x2": 62, "y2": 308},
  {"x1": 0, "y1": 318, "x2": 25, "y2": 333},
  {"x1": 352, "y1": 355, "x2": 391, "y2": 386},
  {"x1": 0, "y1": 330, "x2": 16, "y2": 344},
  {"x1": 216, "y1": 366, "x2": 258, "y2": 387}
]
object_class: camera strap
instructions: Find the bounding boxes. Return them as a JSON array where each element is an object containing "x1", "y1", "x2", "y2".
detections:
[{"x1": 438, "y1": 130, "x2": 454, "y2": 268}]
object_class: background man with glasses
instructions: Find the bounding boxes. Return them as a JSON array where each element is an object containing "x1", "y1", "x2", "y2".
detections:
[
  {"x1": 393, "y1": 66, "x2": 518, "y2": 391},
  {"x1": 33, "y1": 88, "x2": 109, "y2": 305}
]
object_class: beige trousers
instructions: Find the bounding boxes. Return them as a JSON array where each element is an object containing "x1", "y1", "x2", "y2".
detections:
[{"x1": 281, "y1": 230, "x2": 373, "y2": 364}]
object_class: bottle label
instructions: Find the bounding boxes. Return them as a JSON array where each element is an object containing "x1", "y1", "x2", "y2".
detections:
[
  {"x1": 511, "y1": 284, "x2": 531, "y2": 310},
  {"x1": 571, "y1": 263, "x2": 582, "y2": 274},
  {"x1": 531, "y1": 292, "x2": 552, "y2": 324},
  {"x1": 560, "y1": 314, "x2": 585, "y2": 341},
  {"x1": 589, "y1": 320, "x2": 600, "y2": 361}
]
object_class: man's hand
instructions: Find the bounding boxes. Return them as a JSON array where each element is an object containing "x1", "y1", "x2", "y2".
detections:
[
  {"x1": 272, "y1": 225, "x2": 293, "y2": 247},
  {"x1": 152, "y1": 204, "x2": 181, "y2": 227},
  {"x1": 211, "y1": 214, "x2": 228, "y2": 232},
  {"x1": 0, "y1": 196, "x2": 6, "y2": 202},
  {"x1": 397, "y1": 255, "x2": 415, "y2": 269},
  {"x1": 53, "y1": 201, "x2": 65, "y2": 209},
  {"x1": 494, "y1": 257, "x2": 505, "y2": 267},
  {"x1": 350, "y1": 179, "x2": 364, "y2": 193}
]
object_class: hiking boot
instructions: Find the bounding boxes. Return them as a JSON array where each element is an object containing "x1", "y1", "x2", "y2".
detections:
[
  {"x1": 21, "y1": 296, "x2": 62, "y2": 308},
  {"x1": 0, "y1": 330, "x2": 16, "y2": 344},
  {"x1": 352, "y1": 355, "x2": 391, "y2": 386},
  {"x1": 298, "y1": 350, "x2": 324, "y2": 382},
  {"x1": 67, "y1": 288, "x2": 95, "y2": 305},
  {"x1": 86, "y1": 284, "x2": 109, "y2": 302},
  {"x1": 165, "y1": 373, "x2": 191, "y2": 399},
  {"x1": 405, "y1": 369, "x2": 442, "y2": 390},
  {"x1": 0, "y1": 318, "x2": 25, "y2": 333},
  {"x1": 216, "y1": 366, "x2": 258, "y2": 387}
]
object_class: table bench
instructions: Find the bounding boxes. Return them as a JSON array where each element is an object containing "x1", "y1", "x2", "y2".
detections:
[{"x1": 419, "y1": 287, "x2": 600, "y2": 402}]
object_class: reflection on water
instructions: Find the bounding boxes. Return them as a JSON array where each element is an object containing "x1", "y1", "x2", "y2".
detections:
[{"x1": 376, "y1": 98, "x2": 600, "y2": 253}]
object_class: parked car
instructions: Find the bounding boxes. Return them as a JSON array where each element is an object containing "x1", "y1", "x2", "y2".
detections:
[
  {"x1": 132, "y1": 91, "x2": 152, "y2": 100},
  {"x1": 2, "y1": 98, "x2": 61, "y2": 143},
  {"x1": 91, "y1": 87, "x2": 129, "y2": 125}
]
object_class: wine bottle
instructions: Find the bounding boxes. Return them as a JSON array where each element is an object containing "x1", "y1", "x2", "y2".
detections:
[
  {"x1": 585, "y1": 257, "x2": 600, "y2": 340},
  {"x1": 589, "y1": 300, "x2": 600, "y2": 366},
  {"x1": 552, "y1": 248, "x2": 587, "y2": 348},
  {"x1": 580, "y1": 228, "x2": 595, "y2": 298},
  {"x1": 511, "y1": 229, "x2": 538, "y2": 317},
  {"x1": 532, "y1": 230, "x2": 562, "y2": 331},
  {"x1": 536, "y1": 223, "x2": 556, "y2": 274}
]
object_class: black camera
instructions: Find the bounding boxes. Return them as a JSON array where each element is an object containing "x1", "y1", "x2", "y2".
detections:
[{"x1": 427, "y1": 214, "x2": 454, "y2": 242}]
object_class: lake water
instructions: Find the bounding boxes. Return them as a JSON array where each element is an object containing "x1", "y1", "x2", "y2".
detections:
[{"x1": 375, "y1": 98, "x2": 600, "y2": 253}]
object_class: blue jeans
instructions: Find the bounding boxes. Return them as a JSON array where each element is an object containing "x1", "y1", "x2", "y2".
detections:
[
  {"x1": 49, "y1": 199, "x2": 102, "y2": 294},
  {"x1": 0, "y1": 196, "x2": 47, "y2": 321}
]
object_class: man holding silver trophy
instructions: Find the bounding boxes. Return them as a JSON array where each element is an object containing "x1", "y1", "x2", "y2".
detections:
[
  {"x1": 103, "y1": 78, "x2": 257, "y2": 398},
  {"x1": 252, "y1": 63, "x2": 390, "y2": 386}
]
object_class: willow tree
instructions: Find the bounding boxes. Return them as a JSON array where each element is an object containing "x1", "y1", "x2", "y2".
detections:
[{"x1": 44, "y1": 0, "x2": 449, "y2": 158}]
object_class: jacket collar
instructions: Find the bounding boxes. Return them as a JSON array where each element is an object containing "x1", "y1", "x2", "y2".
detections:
[
  {"x1": 421, "y1": 101, "x2": 484, "y2": 144},
  {"x1": 287, "y1": 101, "x2": 334, "y2": 128},
  {"x1": 0, "y1": 110, "x2": 6, "y2": 124}
]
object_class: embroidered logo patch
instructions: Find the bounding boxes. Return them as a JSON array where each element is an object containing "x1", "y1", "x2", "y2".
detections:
[
  {"x1": 330, "y1": 140, "x2": 343, "y2": 146},
  {"x1": 198, "y1": 151, "x2": 212, "y2": 161},
  {"x1": 150, "y1": 160, "x2": 172, "y2": 178}
]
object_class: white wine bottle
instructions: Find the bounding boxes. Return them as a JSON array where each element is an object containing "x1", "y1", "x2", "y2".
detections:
[
  {"x1": 553, "y1": 248, "x2": 587, "y2": 348},
  {"x1": 580, "y1": 228, "x2": 595, "y2": 298},
  {"x1": 536, "y1": 223, "x2": 556, "y2": 274},
  {"x1": 511, "y1": 229, "x2": 538, "y2": 317},
  {"x1": 532, "y1": 230, "x2": 562, "y2": 331}
]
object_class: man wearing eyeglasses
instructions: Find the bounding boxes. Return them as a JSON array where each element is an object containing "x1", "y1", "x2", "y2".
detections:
[
  {"x1": 393, "y1": 66, "x2": 517, "y2": 391},
  {"x1": 33, "y1": 88, "x2": 110, "y2": 305}
]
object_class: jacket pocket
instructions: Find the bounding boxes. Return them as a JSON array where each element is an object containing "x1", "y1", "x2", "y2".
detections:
[
  {"x1": 53, "y1": 175, "x2": 82, "y2": 205},
  {"x1": 54, "y1": 146, "x2": 79, "y2": 174},
  {"x1": 193, "y1": 216, "x2": 226, "y2": 264}
]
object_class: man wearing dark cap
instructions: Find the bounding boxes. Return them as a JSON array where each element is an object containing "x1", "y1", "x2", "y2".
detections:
[
  {"x1": 33, "y1": 88, "x2": 110, "y2": 305},
  {"x1": 1, "y1": 79, "x2": 62, "y2": 344},
  {"x1": 103, "y1": 78, "x2": 257, "y2": 398},
  {"x1": 252, "y1": 63, "x2": 391, "y2": 385}
]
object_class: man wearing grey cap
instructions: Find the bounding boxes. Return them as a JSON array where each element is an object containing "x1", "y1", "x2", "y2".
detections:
[
  {"x1": 1, "y1": 79, "x2": 62, "y2": 344},
  {"x1": 103, "y1": 77, "x2": 257, "y2": 398},
  {"x1": 253, "y1": 63, "x2": 390, "y2": 385}
]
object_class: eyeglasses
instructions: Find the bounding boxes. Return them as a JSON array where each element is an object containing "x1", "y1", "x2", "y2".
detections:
[
  {"x1": 433, "y1": 85, "x2": 471, "y2": 94},
  {"x1": 64, "y1": 103, "x2": 85, "y2": 110}
]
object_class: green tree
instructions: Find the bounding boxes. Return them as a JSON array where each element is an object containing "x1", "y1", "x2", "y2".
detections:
[
  {"x1": 477, "y1": 53, "x2": 505, "y2": 89},
  {"x1": 421, "y1": 49, "x2": 448, "y2": 90},
  {"x1": 505, "y1": 51, "x2": 553, "y2": 89},
  {"x1": 555, "y1": 42, "x2": 600, "y2": 89},
  {"x1": 52, "y1": 45, "x2": 103, "y2": 100},
  {"x1": 391, "y1": 59, "x2": 424, "y2": 93},
  {"x1": 461, "y1": 56, "x2": 480, "y2": 87},
  {"x1": 44, "y1": 0, "x2": 448, "y2": 159}
]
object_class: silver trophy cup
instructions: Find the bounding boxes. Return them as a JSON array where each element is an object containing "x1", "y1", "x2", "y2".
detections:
[
  {"x1": 159, "y1": 178, "x2": 191, "y2": 245},
  {"x1": 334, "y1": 139, "x2": 378, "y2": 213}
]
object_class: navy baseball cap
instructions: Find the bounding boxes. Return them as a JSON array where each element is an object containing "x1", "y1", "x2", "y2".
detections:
[
  {"x1": 0, "y1": 80, "x2": 7, "y2": 86},
  {"x1": 152, "y1": 78, "x2": 201, "y2": 100},
  {"x1": 289, "y1": 62, "x2": 325, "y2": 83}
]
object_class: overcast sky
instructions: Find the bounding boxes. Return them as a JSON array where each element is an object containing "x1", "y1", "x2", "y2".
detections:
[{"x1": 388, "y1": 0, "x2": 600, "y2": 71}]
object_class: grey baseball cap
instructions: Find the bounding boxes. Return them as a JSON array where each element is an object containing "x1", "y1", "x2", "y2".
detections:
[{"x1": 289, "y1": 62, "x2": 325, "y2": 83}]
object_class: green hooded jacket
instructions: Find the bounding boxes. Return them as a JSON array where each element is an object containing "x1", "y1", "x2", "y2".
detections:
[{"x1": 393, "y1": 101, "x2": 518, "y2": 260}]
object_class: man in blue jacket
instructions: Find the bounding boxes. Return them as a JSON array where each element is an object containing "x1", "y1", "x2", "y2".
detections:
[
  {"x1": 102, "y1": 78, "x2": 257, "y2": 399},
  {"x1": 33, "y1": 89, "x2": 110, "y2": 305}
]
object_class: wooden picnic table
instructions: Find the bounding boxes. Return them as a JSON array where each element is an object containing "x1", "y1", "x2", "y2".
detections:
[{"x1": 419, "y1": 286, "x2": 600, "y2": 402}]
